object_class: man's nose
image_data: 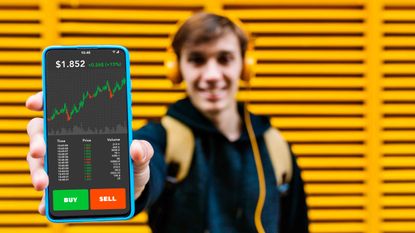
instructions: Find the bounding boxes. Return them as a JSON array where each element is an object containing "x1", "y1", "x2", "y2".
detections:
[{"x1": 201, "y1": 59, "x2": 222, "y2": 82}]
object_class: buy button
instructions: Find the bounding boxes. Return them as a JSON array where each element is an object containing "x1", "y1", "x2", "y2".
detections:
[
  {"x1": 90, "y1": 188, "x2": 126, "y2": 210},
  {"x1": 53, "y1": 189, "x2": 89, "y2": 211}
]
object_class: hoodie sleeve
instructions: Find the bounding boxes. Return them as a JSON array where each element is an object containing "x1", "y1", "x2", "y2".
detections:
[
  {"x1": 280, "y1": 145, "x2": 309, "y2": 233},
  {"x1": 132, "y1": 122, "x2": 167, "y2": 215}
]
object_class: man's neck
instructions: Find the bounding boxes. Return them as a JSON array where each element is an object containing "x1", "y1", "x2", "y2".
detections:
[{"x1": 203, "y1": 102, "x2": 242, "y2": 142}]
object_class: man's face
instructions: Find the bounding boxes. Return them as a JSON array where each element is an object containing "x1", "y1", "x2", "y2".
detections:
[{"x1": 179, "y1": 32, "x2": 243, "y2": 115}]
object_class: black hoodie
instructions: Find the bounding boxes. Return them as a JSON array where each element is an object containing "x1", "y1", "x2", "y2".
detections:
[{"x1": 133, "y1": 98, "x2": 309, "y2": 233}]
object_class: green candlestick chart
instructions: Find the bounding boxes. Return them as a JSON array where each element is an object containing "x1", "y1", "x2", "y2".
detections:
[{"x1": 47, "y1": 77, "x2": 126, "y2": 122}]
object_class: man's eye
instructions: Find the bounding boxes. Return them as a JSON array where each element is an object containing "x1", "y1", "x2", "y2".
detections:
[
  {"x1": 188, "y1": 55, "x2": 206, "y2": 65},
  {"x1": 217, "y1": 54, "x2": 232, "y2": 65}
]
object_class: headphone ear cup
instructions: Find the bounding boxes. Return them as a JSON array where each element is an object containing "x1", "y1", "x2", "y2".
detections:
[
  {"x1": 165, "y1": 52, "x2": 182, "y2": 84},
  {"x1": 241, "y1": 54, "x2": 255, "y2": 82}
]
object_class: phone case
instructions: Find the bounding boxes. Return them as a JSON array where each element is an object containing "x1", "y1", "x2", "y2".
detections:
[{"x1": 42, "y1": 45, "x2": 135, "y2": 223}]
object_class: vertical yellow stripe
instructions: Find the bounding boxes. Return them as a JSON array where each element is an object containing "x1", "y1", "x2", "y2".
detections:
[
  {"x1": 205, "y1": 0, "x2": 222, "y2": 13},
  {"x1": 366, "y1": 0, "x2": 382, "y2": 232},
  {"x1": 41, "y1": 0, "x2": 59, "y2": 48}
]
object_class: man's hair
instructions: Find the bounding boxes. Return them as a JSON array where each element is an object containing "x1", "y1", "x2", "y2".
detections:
[{"x1": 171, "y1": 12, "x2": 248, "y2": 59}]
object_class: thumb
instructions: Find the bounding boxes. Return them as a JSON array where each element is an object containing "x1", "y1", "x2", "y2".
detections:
[
  {"x1": 130, "y1": 140, "x2": 154, "y2": 199},
  {"x1": 130, "y1": 140, "x2": 154, "y2": 173}
]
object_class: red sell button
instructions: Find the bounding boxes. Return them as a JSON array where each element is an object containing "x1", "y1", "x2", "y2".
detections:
[{"x1": 90, "y1": 188, "x2": 126, "y2": 210}]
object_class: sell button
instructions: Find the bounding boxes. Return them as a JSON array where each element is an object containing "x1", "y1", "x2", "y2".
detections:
[
  {"x1": 53, "y1": 189, "x2": 89, "y2": 211},
  {"x1": 90, "y1": 188, "x2": 126, "y2": 210}
]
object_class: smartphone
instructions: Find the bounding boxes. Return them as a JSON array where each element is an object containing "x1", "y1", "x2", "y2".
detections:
[{"x1": 42, "y1": 45, "x2": 134, "y2": 222}]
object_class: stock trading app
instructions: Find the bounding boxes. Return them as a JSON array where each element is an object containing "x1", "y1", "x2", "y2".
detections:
[{"x1": 45, "y1": 48, "x2": 131, "y2": 218}]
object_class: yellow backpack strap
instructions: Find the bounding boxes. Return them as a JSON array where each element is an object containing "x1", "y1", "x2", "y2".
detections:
[
  {"x1": 264, "y1": 127, "x2": 293, "y2": 191},
  {"x1": 161, "y1": 116, "x2": 194, "y2": 183}
]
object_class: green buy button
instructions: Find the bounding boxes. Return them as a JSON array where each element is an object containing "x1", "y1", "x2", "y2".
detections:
[{"x1": 53, "y1": 189, "x2": 89, "y2": 211}]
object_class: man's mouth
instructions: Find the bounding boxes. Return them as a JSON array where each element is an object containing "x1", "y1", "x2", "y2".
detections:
[{"x1": 198, "y1": 89, "x2": 226, "y2": 102}]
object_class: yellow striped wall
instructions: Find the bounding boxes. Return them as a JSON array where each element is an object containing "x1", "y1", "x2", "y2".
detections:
[{"x1": 1, "y1": 0, "x2": 415, "y2": 232}]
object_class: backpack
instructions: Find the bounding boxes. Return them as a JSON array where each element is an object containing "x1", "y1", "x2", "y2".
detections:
[{"x1": 161, "y1": 115, "x2": 293, "y2": 193}]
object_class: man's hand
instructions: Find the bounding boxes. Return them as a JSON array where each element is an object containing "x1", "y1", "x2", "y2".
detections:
[{"x1": 25, "y1": 92, "x2": 154, "y2": 215}]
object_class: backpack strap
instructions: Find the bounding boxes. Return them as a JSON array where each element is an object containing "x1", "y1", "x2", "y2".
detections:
[
  {"x1": 161, "y1": 116, "x2": 194, "y2": 183},
  {"x1": 264, "y1": 127, "x2": 293, "y2": 192},
  {"x1": 161, "y1": 115, "x2": 293, "y2": 192}
]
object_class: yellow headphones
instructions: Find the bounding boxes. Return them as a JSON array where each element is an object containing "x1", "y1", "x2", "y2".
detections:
[{"x1": 164, "y1": 14, "x2": 256, "y2": 85}]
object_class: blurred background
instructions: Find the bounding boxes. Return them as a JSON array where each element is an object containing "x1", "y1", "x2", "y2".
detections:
[{"x1": 1, "y1": 0, "x2": 414, "y2": 232}]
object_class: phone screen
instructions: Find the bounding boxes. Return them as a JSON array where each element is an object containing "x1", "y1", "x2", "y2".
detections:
[{"x1": 44, "y1": 47, "x2": 132, "y2": 220}]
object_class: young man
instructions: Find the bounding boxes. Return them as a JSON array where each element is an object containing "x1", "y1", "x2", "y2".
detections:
[{"x1": 26, "y1": 12, "x2": 308, "y2": 233}]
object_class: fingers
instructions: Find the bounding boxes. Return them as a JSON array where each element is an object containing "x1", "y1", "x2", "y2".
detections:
[
  {"x1": 27, "y1": 117, "x2": 48, "y2": 191},
  {"x1": 25, "y1": 91, "x2": 43, "y2": 111},
  {"x1": 27, "y1": 118, "x2": 45, "y2": 159},
  {"x1": 27, "y1": 152, "x2": 49, "y2": 191},
  {"x1": 38, "y1": 193, "x2": 45, "y2": 215},
  {"x1": 26, "y1": 92, "x2": 46, "y2": 215},
  {"x1": 26, "y1": 93, "x2": 45, "y2": 159},
  {"x1": 130, "y1": 140, "x2": 154, "y2": 173}
]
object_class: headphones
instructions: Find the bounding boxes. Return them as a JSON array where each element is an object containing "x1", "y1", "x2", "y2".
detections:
[{"x1": 164, "y1": 14, "x2": 256, "y2": 85}]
